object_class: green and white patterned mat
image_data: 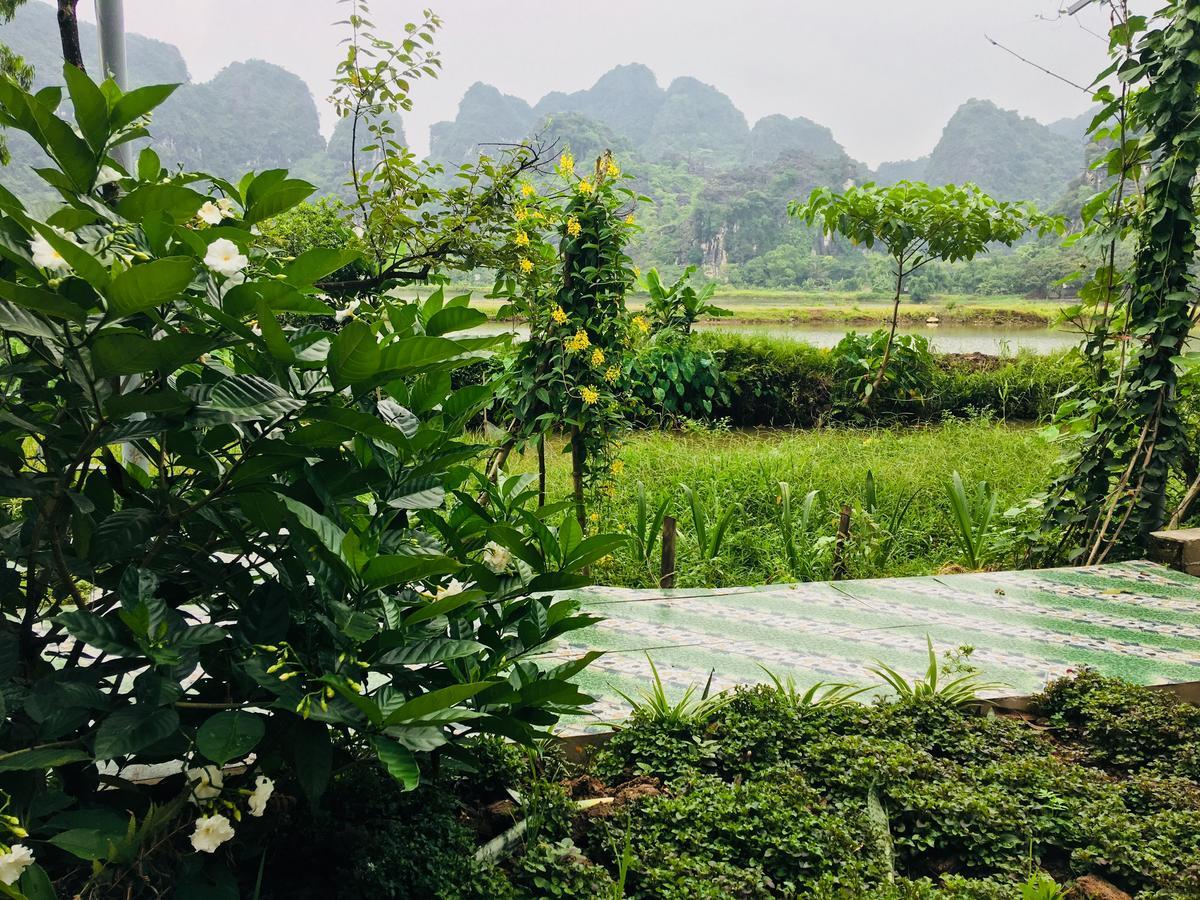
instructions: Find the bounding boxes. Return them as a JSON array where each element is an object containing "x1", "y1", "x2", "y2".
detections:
[{"x1": 548, "y1": 561, "x2": 1200, "y2": 728}]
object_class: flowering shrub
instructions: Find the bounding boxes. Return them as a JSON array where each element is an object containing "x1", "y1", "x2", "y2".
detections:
[
  {"x1": 495, "y1": 150, "x2": 645, "y2": 526},
  {"x1": 0, "y1": 61, "x2": 607, "y2": 897}
]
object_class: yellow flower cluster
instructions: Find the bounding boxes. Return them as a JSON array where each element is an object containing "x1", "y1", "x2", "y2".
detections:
[
  {"x1": 624, "y1": 213, "x2": 636, "y2": 225},
  {"x1": 565, "y1": 328, "x2": 590, "y2": 352},
  {"x1": 520, "y1": 182, "x2": 535, "y2": 197},
  {"x1": 610, "y1": 459, "x2": 625, "y2": 476},
  {"x1": 519, "y1": 258, "x2": 534, "y2": 274},
  {"x1": 566, "y1": 216, "x2": 581, "y2": 237},
  {"x1": 606, "y1": 159, "x2": 621, "y2": 178},
  {"x1": 514, "y1": 230, "x2": 530, "y2": 248},
  {"x1": 632, "y1": 315, "x2": 650, "y2": 334},
  {"x1": 591, "y1": 347, "x2": 605, "y2": 366},
  {"x1": 514, "y1": 206, "x2": 528, "y2": 222},
  {"x1": 578, "y1": 178, "x2": 594, "y2": 195},
  {"x1": 580, "y1": 385, "x2": 599, "y2": 405},
  {"x1": 559, "y1": 152, "x2": 575, "y2": 174},
  {"x1": 604, "y1": 365, "x2": 620, "y2": 384},
  {"x1": 632, "y1": 266, "x2": 641, "y2": 279},
  {"x1": 589, "y1": 511, "x2": 600, "y2": 523},
  {"x1": 551, "y1": 304, "x2": 568, "y2": 324}
]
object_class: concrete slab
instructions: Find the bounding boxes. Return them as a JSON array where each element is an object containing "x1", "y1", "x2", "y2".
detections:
[{"x1": 549, "y1": 560, "x2": 1200, "y2": 728}]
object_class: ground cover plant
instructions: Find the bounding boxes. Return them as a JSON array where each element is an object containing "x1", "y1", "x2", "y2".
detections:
[{"x1": 244, "y1": 669, "x2": 1200, "y2": 898}]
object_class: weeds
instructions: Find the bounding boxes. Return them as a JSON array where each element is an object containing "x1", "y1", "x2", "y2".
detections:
[
  {"x1": 945, "y1": 470, "x2": 999, "y2": 569},
  {"x1": 868, "y1": 637, "x2": 1006, "y2": 706},
  {"x1": 613, "y1": 655, "x2": 730, "y2": 727}
]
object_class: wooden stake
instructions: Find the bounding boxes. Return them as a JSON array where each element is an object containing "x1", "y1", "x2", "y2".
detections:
[
  {"x1": 833, "y1": 504, "x2": 852, "y2": 580},
  {"x1": 660, "y1": 516, "x2": 677, "y2": 589},
  {"x1": 537, "y1": 432, "x2": 546, "y2": 508}
]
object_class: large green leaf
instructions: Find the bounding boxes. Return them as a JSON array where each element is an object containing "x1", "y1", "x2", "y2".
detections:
[
  {"x1": 382, "y1": 681, "x2": 491, "y2": 725},
  {"x1": 63, "y1": 63, "x2": 108, "y2": 152},
  {"x1": 277, "y1": 495, "x2": 347, "y2": 560},
  {"x1": 0, "y1": 279, "x2": 86, "y2": 322},
  {"x1": 362, "y1": 552, "x2": 458, "y2": 588},
  {"x1": 0, "y1": 299, "x2": 58, "y2": 339},
  {"x1": 329, "y1": 320, "x2": 380, "y2": 386},
  {"x1": 104, "y1": 257, "x2": 195, "y2": 317},
  {"x1": 93, "y1": 704, "x2": 180, "y2": 759},
  {"x1": 371, "y1": 736, "x2": 419, "y2": 790},
  {"x1": 0, "y1": 746, "x2": 91, "y2": 772},
  {"x1": 196, "y1": 711, "x2": 266, "y2": 765},
  {"x1": 425, "y1": 306, "x2": 487, "y2": 336},
  {"x1": 283, "y1": 248, "x2": 362, "y2": 286},
  {"x1": 92, "y1": 332, "x2": 211, "y2": 376},
  {"x1": 205, "y1": 374, "x2": 305, "y2": 419},
  {"x1": 376, "y1": 638, "x2": 484, "y2": 667},
  {"x1": 116, "y1": 184, "x2": 206, "y2": 224},
  {"x1": 110, "y1": 83, "x2": 179, "y2": 131},
  {"x1": 379, "y1": 335, "x2": 464, "y2": 374}
]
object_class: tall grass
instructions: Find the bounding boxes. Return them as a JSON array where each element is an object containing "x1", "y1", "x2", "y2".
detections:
[{"x1": 507, "y1": 418, "x2": 1056, "y2": 588}]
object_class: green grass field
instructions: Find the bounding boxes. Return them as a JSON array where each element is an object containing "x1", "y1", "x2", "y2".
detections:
[{"x1": 507, "y1": 419, "x2": 1059, "y2": 589}]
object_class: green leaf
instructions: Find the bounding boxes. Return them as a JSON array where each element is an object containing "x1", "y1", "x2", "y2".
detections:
[
  {"x1": 56, "y1": 610, "x2": 138, "y2": 657},
  {"x1": 196, "y1": 711, "x2": 266, "y2": 765},
  {"x1": 0, "y1": 279, "x2": 87, "y2": 322},
  {"x1": 379, "y1": 335, "x2": 464, "y2": 374},
  {"x1": 382, "y1": 682, "x2": 491, "y2": 725},
  {"x1": 63, "y1": 64, "x2": 108, "y2": 152},
  {"x1": 243, "y1": 178, "x2": 315, "y2": 225},
  {"x1": 48, "y1": 828, "x2": 111, "y2": 861},
  {"x1": 92, "y1": 332, "x2": 211, "y2": 376},
  {"x1": 0, "y1": 299, "x2": 58, "y2": 339},
  {"x1": 370, "y1": 736, "x2": 420, "y2": 790},
  {"x1": 362, "y1": 553, "x2": 458, "y2": 588},
  {"x1": 277, "y1": 495, "x2": 347, "y2": 560},
  {"x1": 283, "y1": 248, "x2": 362, "y2": 286},
  {"x1": 329, "y1": 320, "x2": 380, "y2": 387},
  {"x1": 94, "y1": 704, "x2": 180, "y2": 759},
  {"x1": 110, "y1": 83, "x2": 179, "y2": 131},
  {"x1": 425, "y1": 306, "x2": 487, "y2": 336},
  {"x1": 377, "y1": 638, "x2": 484, "y2": 667},
  {"x1": 104, "y1": 257, "x2": 195, "y2": 317},
  {"x1": 204, "y1": 374, "x2": 305, "y2": 419},
  {"x1": 0, "y1": 746, "x2": 90, "y2": 772},
  {"x1": 116, "y1": 184, "x2": 206, "y2": 224},
  {"x1": 292, "y1": 720, "x2": 332, "y2": 809}
]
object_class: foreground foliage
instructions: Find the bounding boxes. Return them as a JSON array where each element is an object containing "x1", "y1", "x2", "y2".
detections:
[
  {"x1": 0, "y1": 57, "x2": 614, "y2": 898},
  {"x1": 248, "y1": 671, "x2": 1200, "y2": 898}
]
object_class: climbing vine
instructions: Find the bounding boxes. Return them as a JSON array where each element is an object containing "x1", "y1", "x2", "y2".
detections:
[{"x1": 1042, "y1": 1, "x2": 1200, "y2": 562}]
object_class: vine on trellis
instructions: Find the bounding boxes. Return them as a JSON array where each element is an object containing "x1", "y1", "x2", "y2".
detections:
[{"x1": 1041, "y1": 1, "x2": 1200, "y2": 562}]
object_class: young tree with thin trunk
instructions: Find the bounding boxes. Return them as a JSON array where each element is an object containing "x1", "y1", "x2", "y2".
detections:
[{"x1": 790, "y1": 181, "x2": 1059, "y2": 405}]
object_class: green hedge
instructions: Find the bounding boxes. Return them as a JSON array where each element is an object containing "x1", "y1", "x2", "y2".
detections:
[
  {"x1": 458, "y1": 332, "x2": 1083, "y2": 429},
  {"x1": 693, "y1": 332, "x2": 1082, "y2": 427}
]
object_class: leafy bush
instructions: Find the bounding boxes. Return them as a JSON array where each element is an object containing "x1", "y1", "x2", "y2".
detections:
[
  {"x1": 1033, "y1": 670, "x2": 1200, "y2": 776},
  {"x1": 256, "y1": 197, "x2": 370, "y2": 284},
  {"x1": 629, "y1": 332, "x2": 726, "y2": 424},
  {"x1": 604, "y1": 769, "x2": 884, "y2": 898},
  {"x1": 831, "y1": 329, "x2": 936, "y2": 416},
  {"x1": 0, "y1": 62, "x2": 609, "y2": 894}
]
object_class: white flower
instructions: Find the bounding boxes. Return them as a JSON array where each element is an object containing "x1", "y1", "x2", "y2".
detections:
[
  {"x1": 433, "y1": 577, "x2": 470, "y2": 600},
  {"x1": 482, "y1": 541, "x2": 512, "y2": 574},
  {"x1": 352, "y1": 224, "x2": 365, "y2": 239},
  {"x1": 204, "y1": 238, "x2": 248, "y2": 277},
  {"x1": 190, "y1": 814, "x2": 235, "y2": 853},
  {"x1": 0, "y1": 845, "x2": 34, "y2": 886},
  {"x1": 334, "y1": 298, "x2": 361, "y2": 323},
  {"x1": 29, "y1": 232, "x2": 70, "y2": 272},
  {"x1": 197, "y1": 201, "x2": 224, "y2": 225},
  {"x1": 187, "y1": 764, "x2": 224, "y2": 803},
  {"x1": 95, "y1": 166, "x2": 122, "y2": 187},
  {"x1": 215, "y1": 197, "x2": 237, "y2": 216},
  {"x1": 247, "y1": 775, "x2": 274, "y2": 817}
]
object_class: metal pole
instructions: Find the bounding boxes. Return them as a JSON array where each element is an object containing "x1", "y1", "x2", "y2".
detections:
[{"x1": 94, "y1": 0, "x2": 131, "y2": 169}]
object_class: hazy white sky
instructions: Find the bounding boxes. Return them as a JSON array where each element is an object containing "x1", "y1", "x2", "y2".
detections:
[{"x1": 73, "y1": 0, "x2": 1134, "y2": 165}]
